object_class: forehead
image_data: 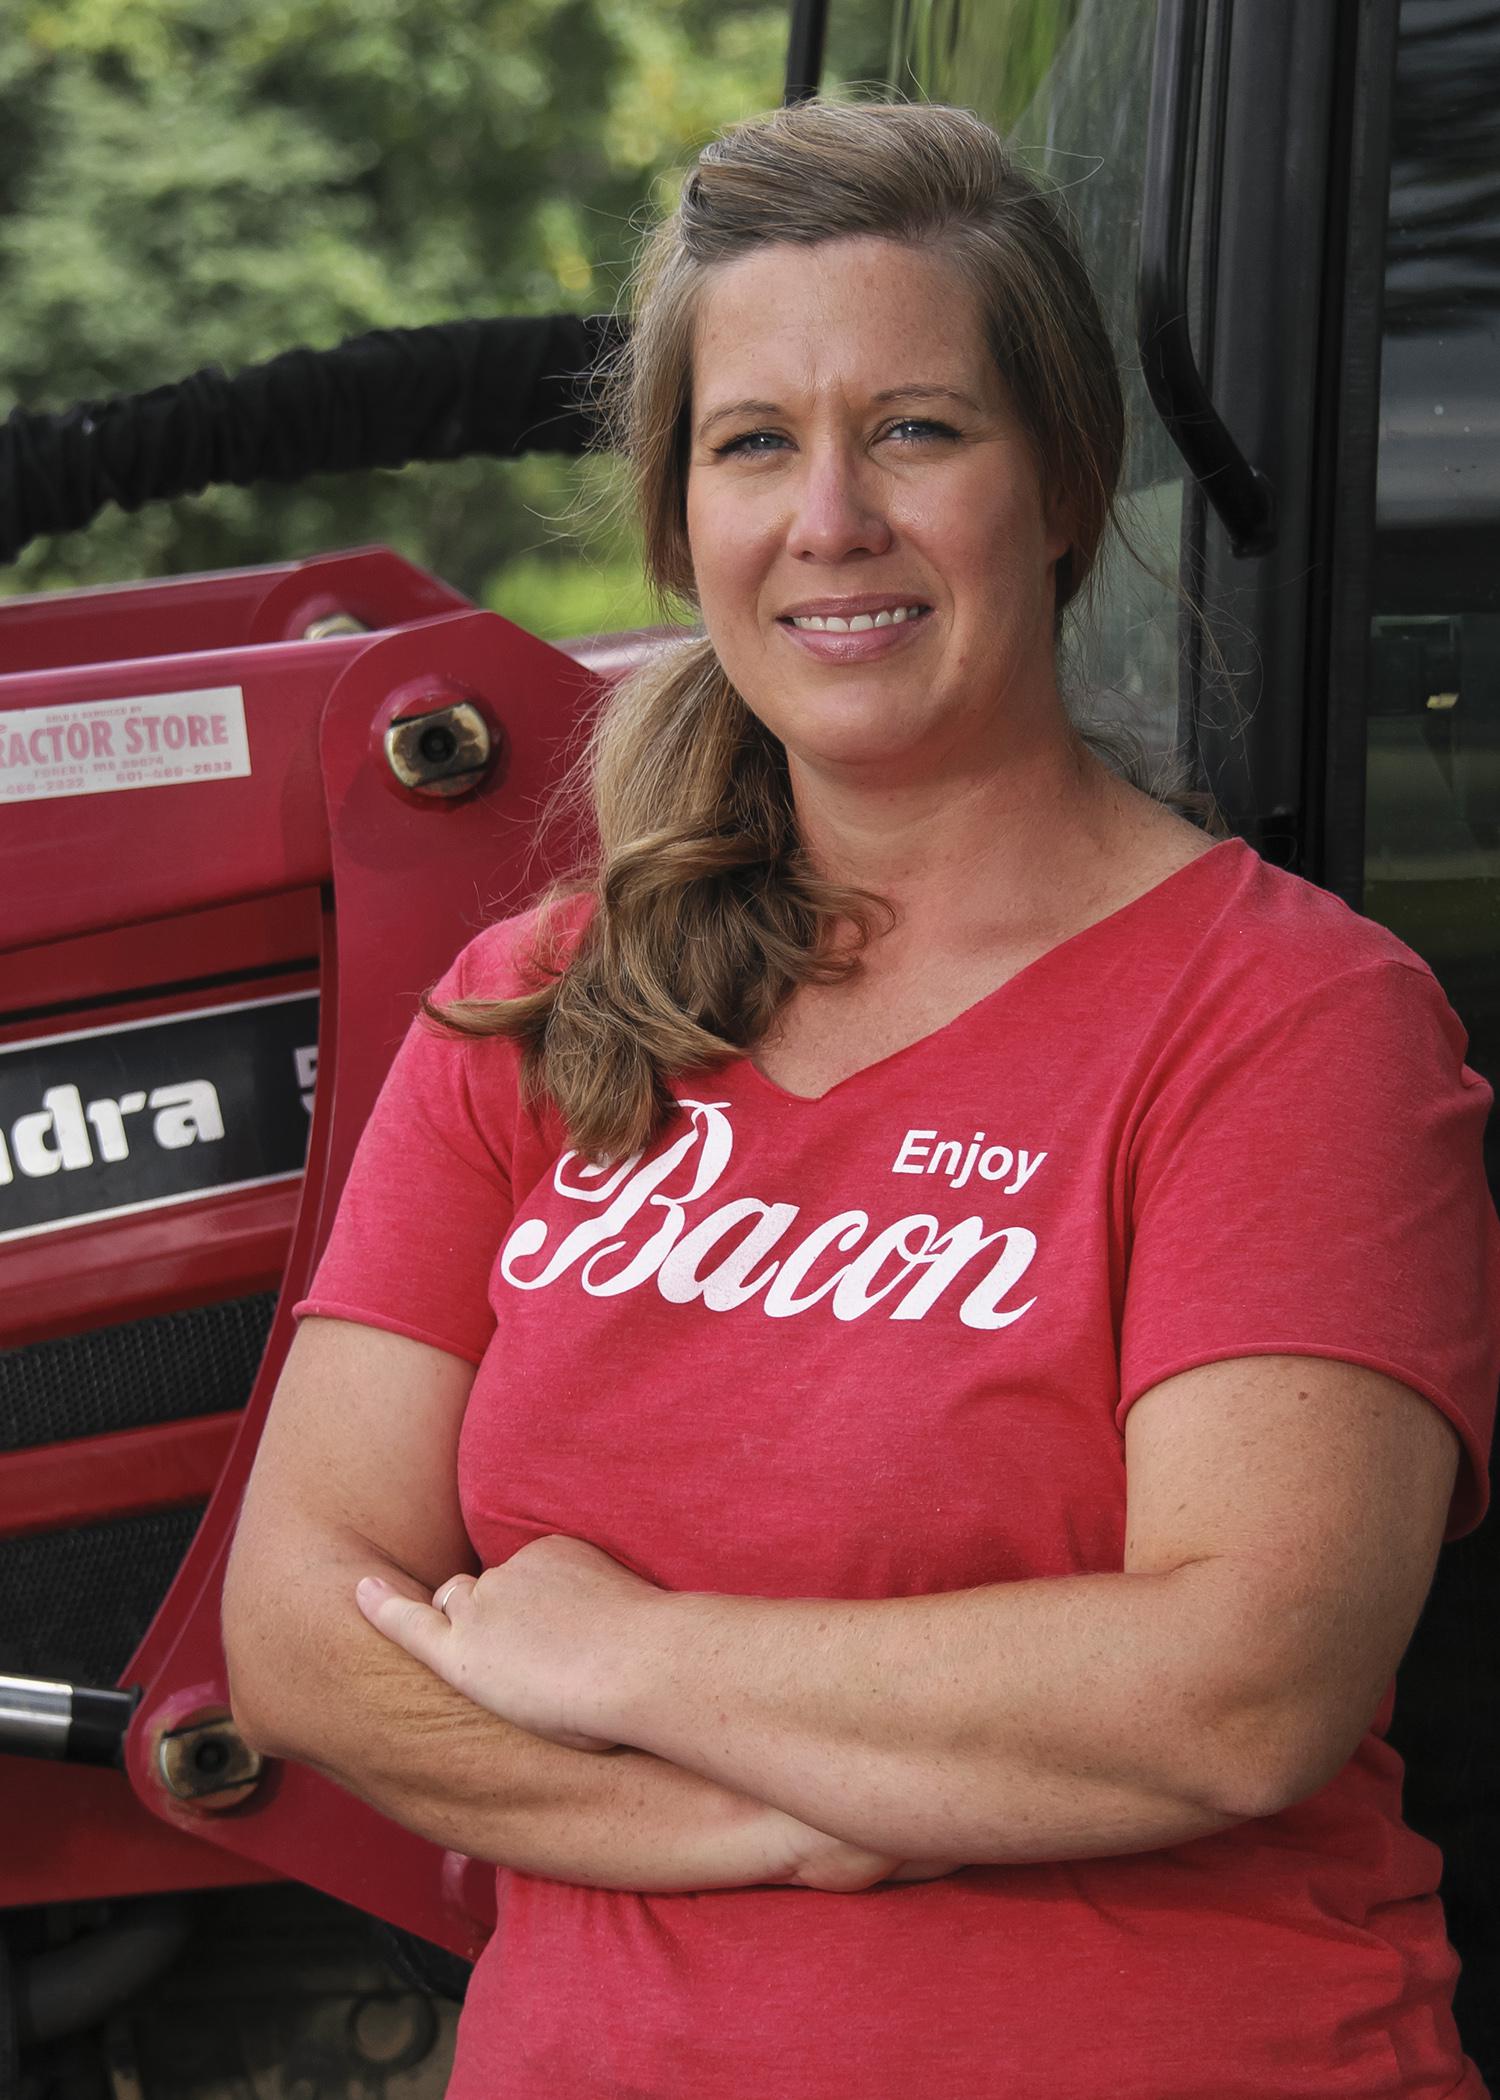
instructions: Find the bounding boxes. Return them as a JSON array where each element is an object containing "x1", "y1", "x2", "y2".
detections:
[{"x1": 690, "y1": 235, "x2": 998, "y2": 409}]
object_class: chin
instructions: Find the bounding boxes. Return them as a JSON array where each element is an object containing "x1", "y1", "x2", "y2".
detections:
[
  {"x1": 748, "y1": 683, "x2": 921, "y2": 751},
  {"x1": 785, "y1": 720, "x2": 939, "y2": 776}
]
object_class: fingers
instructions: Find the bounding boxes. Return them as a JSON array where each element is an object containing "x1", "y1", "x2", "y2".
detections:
[
  {"x1": 354, "y1": 1575, "x2": 458, "y2": 1675},
  {"x1": 354, "y1": 1570, "x2": 479, "y2": 1680},
  {"x1": 536, "y1": 1724, "x2": 622, "y2": 1754}
]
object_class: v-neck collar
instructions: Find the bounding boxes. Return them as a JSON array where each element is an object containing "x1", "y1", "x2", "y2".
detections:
[{"x1": 745, "y1": 838, "x2": 1245, "y2": 1105}]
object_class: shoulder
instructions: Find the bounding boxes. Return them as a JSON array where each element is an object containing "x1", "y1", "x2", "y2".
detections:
[
  {"x1": 1170, "y1": 839, "x2": 1463, "y2": 1043},
  {"x1": 434, "y1": 889, "x2": 595, "y2": 1005},
  {"x1": 1114, "y1": 840, "x2": 1490, "y2": 1137},
  {"x1": 1184, "y1": 838, "x2": 1423, "y2": 976}
]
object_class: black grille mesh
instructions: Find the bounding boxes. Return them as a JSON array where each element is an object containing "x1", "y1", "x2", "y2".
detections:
[
  {"x1": 0, "y1": 1293, "x2": 276, "y2": 1452},
  {"x1": 0, "y1": 1503, "x2": 205, "y2": 1683}
]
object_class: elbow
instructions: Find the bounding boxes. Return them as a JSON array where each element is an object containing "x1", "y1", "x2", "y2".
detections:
[
  {"x1": 1190, "y1": 1702, "x2": 1364, "y2": 1824},
  {"x1": 221, "y1": 1554, "x2": 296, "y2": 1762},
  {"x1": 1168, "y1": 1599, "x2": 1377, "y2": 1824},
  {"x1": 223, "y1": 1653, "x2": 291, "y2": 1764},
  {"x1": 1198, "y1": 1754, "x2": 1312, "y2": 1827}
]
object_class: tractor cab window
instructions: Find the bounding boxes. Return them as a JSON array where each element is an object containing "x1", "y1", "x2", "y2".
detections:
[
  {"x1": 829, "y1": 0, "x2": 1189, "y2": 778},
  {"x1": 1363, "y1": 0, "x2": 1500, "y2": 1185}
]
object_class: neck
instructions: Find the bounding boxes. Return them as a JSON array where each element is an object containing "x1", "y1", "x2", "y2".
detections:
[{"x1": 790, "y1": 714, "x2": 1128, "y2": 958}]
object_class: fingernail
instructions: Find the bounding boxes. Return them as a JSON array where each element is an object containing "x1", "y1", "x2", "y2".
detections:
[{"x1": 356, "y1": 1577, "x2": 391, "y2": 1606}]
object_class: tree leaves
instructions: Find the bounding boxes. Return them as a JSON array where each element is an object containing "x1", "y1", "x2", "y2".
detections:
[{"x1": 0, "y1": 0, "x2": 785, "y2": 630}]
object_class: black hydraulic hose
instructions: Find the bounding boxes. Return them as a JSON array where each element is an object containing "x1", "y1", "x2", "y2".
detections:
[
  {"x1": 0, "y1": 310, "x2": 626, "y2": 566},
  {"x1": 13, "y1": 1897, "x2": 193, "y2": 2046}
]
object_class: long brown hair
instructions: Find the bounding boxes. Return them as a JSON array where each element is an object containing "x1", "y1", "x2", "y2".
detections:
[{"x1": 435, "y1": 100, "x2": 1130, "y2": 1162}]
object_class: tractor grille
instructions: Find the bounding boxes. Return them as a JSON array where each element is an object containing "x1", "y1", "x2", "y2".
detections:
[
  {"x1": 0, "y1": 1294, "x2": 275, "y2": 1682},
  {"x1": 0, "y1": 1294, "x2": 276, "y2": 1452},
  {"x1": 0, "y1": 1503, "x2": 206, "y2": 1684}
]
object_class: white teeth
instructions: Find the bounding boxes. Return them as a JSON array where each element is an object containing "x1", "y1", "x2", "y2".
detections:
[{"x1": 789, "y1": 605, "x2": 926, "y2": 632}]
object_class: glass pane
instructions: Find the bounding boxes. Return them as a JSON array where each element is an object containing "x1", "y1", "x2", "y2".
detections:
[
  {"x1": 860, "y1": 0, "x2": 1190, "y2": 773},
  {"x1": 1364, "y1": 0, "x2": 1500, "y2": 1174},
  {"x1": 822, "y1": 0, "x2": 904, "y2": 90}
]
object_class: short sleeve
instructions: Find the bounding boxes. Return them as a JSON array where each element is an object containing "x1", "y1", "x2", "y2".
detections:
[
  {"x1": 292, "y1": 934, "x2": 524, "y2": 1365},
  {"x1": 1118, "y1": 959, "x2": 1500, "y2": 1537}
]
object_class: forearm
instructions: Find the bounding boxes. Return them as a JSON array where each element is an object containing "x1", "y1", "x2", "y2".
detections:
[
  {"x1": 224, "y1": 1540, "x2": 794, "y2": 1892},
  {"x1": 285, "y1": 1676, "x2": 775, "y2": 1894},
  {"x1": 603, "y1": 1566, "x2": 1263, "y2": 1861},
  {"x1": 309, "y1": 1709, "x2": 795, "y2": 1895}
]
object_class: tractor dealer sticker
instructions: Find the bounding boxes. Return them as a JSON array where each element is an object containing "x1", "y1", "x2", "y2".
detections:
[
  {"x1": 0, "y1": 990, "x2": 318, "y2": 1242},
  {"x1": 0, "y1": 686, "x2": 251, "y2": 804}
]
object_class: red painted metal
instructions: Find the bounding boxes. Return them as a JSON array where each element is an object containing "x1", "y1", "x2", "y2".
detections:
[
  {"x1": 564, "y1": 624, "x2": 690, "y2": 681},
  {"x1": 0, "y1": 1414, "x2": 238, "y2": 1538},
  {"x1": 0, "y1": 562, "x2": 679, "y2": 1931},
  {"x1": 0, "y1": 634, "x2": 353, "y2": 951},
  {"x1": 0, "y1": 546, "x2": 469, "y2": 675},
  {"x1": 240, "y1": 550, "x2": 469, "y2": 650},
  {"x1": 0, "y1": 1756, "x2": 279, "y2": 1910},
  {"x1": 1, "y1": 557, "x2": 607, "y2": 1939},
  {"x1": 3, "y1": 889, "x2": 322, "y2": 1027},
  {"x1": 1, "y1": 1182, "x2": 298, "y2": 1352},
  {"x1": 114, "y1": 609, "x2": 596, "y2": 1953}
]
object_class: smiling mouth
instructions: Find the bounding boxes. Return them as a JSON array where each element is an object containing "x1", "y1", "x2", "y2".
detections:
[{"x1": 778, "y1": 603, "x2": 932, "y2": 633}]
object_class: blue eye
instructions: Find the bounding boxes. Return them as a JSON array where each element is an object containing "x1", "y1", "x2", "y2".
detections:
[
  {"x1": 711, "y1": 418, "x2": 959, "y2": 458},
  {"x1": 886, "y1": 418, "x2": 959, "y2": 443},
  {"x1": 714, "y1": 430, "x2": 788, "y2": 457}
]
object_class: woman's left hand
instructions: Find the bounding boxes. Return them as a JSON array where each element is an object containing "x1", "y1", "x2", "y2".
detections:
[{"x1": 355, "y1": 1536, "x2": 657, "y2": 1751}]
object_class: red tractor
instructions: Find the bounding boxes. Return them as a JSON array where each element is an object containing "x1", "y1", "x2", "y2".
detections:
[{"x1": 2, "y1": 0, "x2": 1497, "y2": 2091}]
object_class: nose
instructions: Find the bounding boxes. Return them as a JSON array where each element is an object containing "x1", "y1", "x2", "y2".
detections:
[{"x1": 785, "y1": 443, "x2": 893, "y2": 563}]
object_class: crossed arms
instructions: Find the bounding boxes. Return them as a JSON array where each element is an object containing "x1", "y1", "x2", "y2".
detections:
[{"x1": 222, "y1": 1314, "x2": 1458, "y2": 1891}]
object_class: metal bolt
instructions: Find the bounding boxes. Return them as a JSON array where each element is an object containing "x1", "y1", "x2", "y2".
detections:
[
  {"x1": 383, "y1": 701, "x2": 493, "y2": 798},
  {"x1": 191, "y1": 1736, "x2": 229, "y2": 1778},
  {"x1": 418, "y1": 723, "x2": 458, "y2": 765},
  {"x1": 157, "y1": 1714, "x2": 262, "y2": 1805},
  {"x1": 302, "y1": 612, "x2": 369, "y2": 640}
]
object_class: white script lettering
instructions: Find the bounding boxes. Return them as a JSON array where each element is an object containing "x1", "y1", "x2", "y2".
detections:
[
  {"x1": 890, "y1": 1126, "x2": 1047, "y2": 1195},
  {"x1": 499, "y1": 1101, "x2": 1041, "y2": 1330}
]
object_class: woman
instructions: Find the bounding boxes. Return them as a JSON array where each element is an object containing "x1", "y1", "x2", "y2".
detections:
[{"x1": 222, "y1": 101, "x2": 1500, "y2": 2098}]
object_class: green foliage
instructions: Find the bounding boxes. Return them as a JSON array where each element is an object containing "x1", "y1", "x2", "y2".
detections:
[
  {"x1": 487, "y1": 546, "x2": 660, "y2": 642},
  {"x1": 0, "y1": 0, "x2": 789, "y2": 615},
  {"x1": 889, "y1": 0, "x2": 1083, "y2": 133},
  {"x1": 822, "y1": 0, "x2": 902, "y2": 95}
]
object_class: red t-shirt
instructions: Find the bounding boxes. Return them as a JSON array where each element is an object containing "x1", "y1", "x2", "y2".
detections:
[{"x1": 298, "y1": 838, "x2": 1500, "y2": 2100}]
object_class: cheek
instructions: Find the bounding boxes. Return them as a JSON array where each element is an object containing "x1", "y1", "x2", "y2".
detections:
[
  {"x1": 683, "y1": 474, "x2": 710, "y2": 576},
  {"x1": 954, "y1": 506, "x2": 1054, "y2": 613},
  {"x1": 686, "y1": 487, "x2": 770, "y2": 633}
]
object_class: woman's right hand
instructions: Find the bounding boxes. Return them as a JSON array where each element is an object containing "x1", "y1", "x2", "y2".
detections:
[{"x1": 763, "y1": 1809, "x2": 962, "y2": 1892}]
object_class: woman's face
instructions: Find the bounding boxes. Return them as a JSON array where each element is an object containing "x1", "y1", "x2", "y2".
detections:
[{"x1": 685, "y1": 234, "x2": 1071, "y2": 790}]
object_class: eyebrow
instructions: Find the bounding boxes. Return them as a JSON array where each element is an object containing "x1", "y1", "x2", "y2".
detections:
[{"x1": 693, "y1": 385, "x2": 983, "y2": 440}]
